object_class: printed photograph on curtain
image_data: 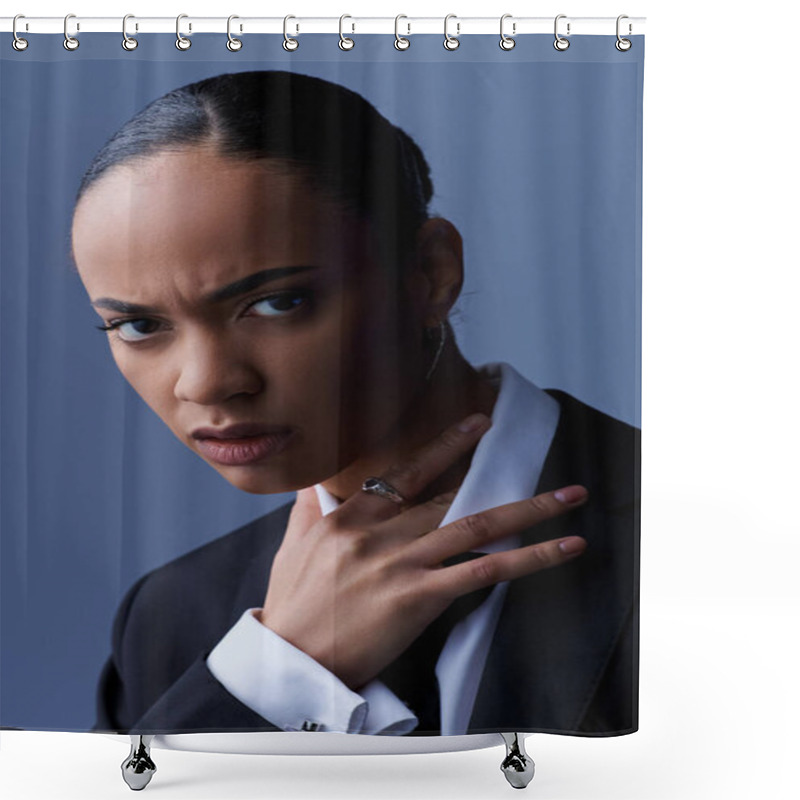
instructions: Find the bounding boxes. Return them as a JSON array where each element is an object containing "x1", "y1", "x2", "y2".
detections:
[{"x1": 0, "y1": 31, "x2": 643, "y2": 737}]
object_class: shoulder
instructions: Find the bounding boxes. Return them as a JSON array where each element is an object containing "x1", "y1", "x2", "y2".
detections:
[
  {"x1": 544, "y1": 388, "x2": 639, "y2": 447},
  {"x1": 120, "y1": 499, "x2": 293, "y2": 632},
  {"x1": 541, "y1": 388, "x2": 640, "y2": 513},
  {"x1": 102, "y1": 500, "x2": 294, "y2": 721}
]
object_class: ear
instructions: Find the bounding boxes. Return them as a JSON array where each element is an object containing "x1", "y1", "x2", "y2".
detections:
[{"x1": 408, "y1": 217, "x2": 464, "y2": 327}]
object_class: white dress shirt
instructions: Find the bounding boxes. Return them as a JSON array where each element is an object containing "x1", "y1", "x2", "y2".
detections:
[{"x1": 206, "y1": 361, "x2": 560, "y2": 735}]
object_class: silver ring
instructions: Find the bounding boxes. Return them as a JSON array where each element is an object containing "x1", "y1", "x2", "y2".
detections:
[
  {"x1": 339, "y1": 14, "x2": 354, "y2": 50},
  {"x1": 227, "y1": 15, "x2": 243, "y2": 51},
  {"x1": 443, "y1": 14, "x2": 460, "y2": 51},
  {"x1": 394, "y1": 15, "x2": 410, "y2": 50},
  {"x1": 283, "y1": 15, "x2": 299, "y2": 51},
  {"x1": 63, "y1": 13, "x2": 79, "y2": 51},
  {"x1": 362, "y1": 477, "x2": 407, "y2": 505},
  {"x1": 122, "y1": 14, "x2": 138, "y2": 50},
  {"x1": 499, "y1": 14, "x2": 515, "y2": 50},
  {"x1": 12, "y1": 14, "x2": 28, "y2": 51},
  {"x1": 176, "y1": 13, "x2": 191, "y2": 50},
  {"x1": 615, "y1": 15, "x2": 632, "y2": 51},
  {"x1": 554, "y1": 14, "x2": 570, "y2": 51}
]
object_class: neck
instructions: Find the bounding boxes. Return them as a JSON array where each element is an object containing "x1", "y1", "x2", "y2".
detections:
[{"x1": 320, "y1": 345, "x2": 500, "y2": 504}]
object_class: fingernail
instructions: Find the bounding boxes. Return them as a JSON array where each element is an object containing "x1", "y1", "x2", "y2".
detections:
[
  {"x1": 554, "y1": 485, "x2": 588, "y2": 504},
  {"x1": 558, "y1": 537, "x2": 586, "y2": 556},
  {"x1": 458, "y1": 413, "x2": 490, "y2": 433}
]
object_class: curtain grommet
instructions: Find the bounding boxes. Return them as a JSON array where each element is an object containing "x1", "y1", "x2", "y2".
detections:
[
  {"x1": 283, "y1": 15, "x2": 299, "y2": 51},
  {"x1": 226, "y1": 15, "x2": 243, "y2": 51},
  {"x1": 12, "y1": 14, "x2": 29, "y2": 51},
  {"x1": 615, "y1": 15, "x2": 632, "y2": 51},
  {"x1": 554, "y1": 15, "x2": 570, "y2": 51},
  {"x1": 175, "y1": 14, "x2": 191, "y2": 50},
  {"x1": 394, "y1": 15, "x2": 410, "y2": 50},
  {"x1": 339, "y1": 15, "x2": 355, "y2": 50},
  {"x1": 443, "y1": 14, "x2": 460, "y2": 51},
  {"x1": 122, "y1": 14, "x2": 138, "y2": 51},
  {"x1": 63, "y1": 13, "x2": 80, "y2": 51},
  {"x1": 499, "y1": 14, "x2": 516, "y2": 51}
]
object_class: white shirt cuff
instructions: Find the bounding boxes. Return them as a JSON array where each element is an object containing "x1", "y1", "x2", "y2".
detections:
[
  {"x1": 359, "y1": 679, "x2": 419, "y2": 734},
  {"x1": 206, "y1": 609, "x2": 416, "y2": 734}
]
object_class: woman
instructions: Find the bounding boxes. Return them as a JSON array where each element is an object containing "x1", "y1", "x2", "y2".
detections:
[{"x1": 70, "y1": 70, "x2": 639, "y2": 738}]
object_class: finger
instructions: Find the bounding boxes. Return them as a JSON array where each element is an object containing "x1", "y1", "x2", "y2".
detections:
[
  {"x1": 430, "y1": 534, "x2": 588, "y2": 598},
  {"x1": 407, "y1": 484, "x2": 589, "y2": 566},
  {"x1": 339, "y1": 413, "x2": 492, "y2": 523},
  {"x1": 372, "y1": 487, "x2": 460, "y2": 544}
]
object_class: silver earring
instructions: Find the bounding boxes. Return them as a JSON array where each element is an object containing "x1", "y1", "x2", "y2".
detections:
[{"x1": 425, "y1": 320, "x2": 447, "y2": 381}]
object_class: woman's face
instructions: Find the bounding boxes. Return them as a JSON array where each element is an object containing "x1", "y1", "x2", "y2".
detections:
[{"x1": 71, "y1": 147, "x2": 429, "y2": 494}]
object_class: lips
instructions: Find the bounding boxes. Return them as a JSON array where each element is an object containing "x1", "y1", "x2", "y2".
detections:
[
  {"x1": 194, "y1": 429, "x2": 295, "y2": 466},
  {"x1": 191, "y1": 422, "x2": 291, "y2": 440}
]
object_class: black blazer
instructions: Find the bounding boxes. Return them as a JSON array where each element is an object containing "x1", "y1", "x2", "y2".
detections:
[{"x1": 94, "y1": 389, "x2": 640, "y2": 737}]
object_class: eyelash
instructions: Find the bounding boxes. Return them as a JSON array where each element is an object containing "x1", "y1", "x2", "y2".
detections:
[{"x1": 95, "y1": 290, "x2": 312, "y2": 344}]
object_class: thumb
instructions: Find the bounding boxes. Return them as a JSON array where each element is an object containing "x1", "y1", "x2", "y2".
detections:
[{"x1": 287, "y1": 486, "x2": 324, "y2": 535}]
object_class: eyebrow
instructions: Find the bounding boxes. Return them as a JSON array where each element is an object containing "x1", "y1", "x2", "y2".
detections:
[{"x1": 90, "y1": 266, "x2": 318, "y2": 314}]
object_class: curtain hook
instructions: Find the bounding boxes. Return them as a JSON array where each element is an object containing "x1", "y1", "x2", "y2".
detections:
[
  {"x1": 283, "y1": 15, "x2": 299, "y2": 51},
  {"x1": 499, "y1": 13, "x2": 516, "y2": 50},
  {"x1": 554, "y1": 14, "x2": 570, "y2": 51},
  {"x1": 175, "y1": 13, "x2": 191, "y2": 50},
  {"x1": 616, "y1": 15, "x2": 632, "y2": 51},
  {"x1": 443, "y1": 13, "x2": 460, "y2": 51},
  {"x1": 12, "y1": 14, "x2": 29, "y2": 51},
  {"x1": 63, "y1": 13, "x2": 80, "y2": 51},
  {"x1": 394, "y1": 14, "x2": 410, "y2": 50},
  {"x1": 122, "y1": 14, "x2": 138, "y2": 51},
  {"x1": 339, "y1": 14, "x2": 354, "y2": 50},
  {"x1": 227, "y1": 15, "x2": 243, "y2": 51}
]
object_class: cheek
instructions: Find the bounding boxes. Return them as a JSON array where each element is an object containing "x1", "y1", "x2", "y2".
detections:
[
  {"x1": 291, "y1": 288, "x2": 420, "y2": 444},
  {"x1": 110, "y1": 348, "x2": 171, "y2": 413},
  {"x1": 109, "y1": 347, "x2": 138, "y2": 388}
]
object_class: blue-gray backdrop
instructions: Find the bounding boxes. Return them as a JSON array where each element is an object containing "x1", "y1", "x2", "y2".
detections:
[{"x1": 0, "y1": 32, "x2": 643, "y2": 729}]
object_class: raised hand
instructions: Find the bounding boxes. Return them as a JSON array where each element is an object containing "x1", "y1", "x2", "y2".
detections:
[{"x1": 258, "y1": 412, "x2": 588, "y2": 691}]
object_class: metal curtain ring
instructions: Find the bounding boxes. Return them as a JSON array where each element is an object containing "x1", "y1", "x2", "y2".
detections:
[
  {"x1": 283, "y1": 15, "x2": 299, "y2": 51},
  {"x1": 339, "y1": 14, "x2": 354, "y2": 50},
  {"x1": 394, "y1": 14, "x2": 410, "y2": 50},
  {"x1": 361, "y1": 477, "x2": 407, "y2": 505},
  {"x1": 499, "y1": 13, "x2": 515, "y2": 50},
  {"x1": 553, "y1": 14, "x2": 570, "y2": 51},
  {"x1": 616, "y1": 14, "x2": 632, "y2": 51},
  {"x1": 443, "y1": 13, "x2": 460, "y2": 51},
  {"x1": 227, "y1": 15, "x2": 243, "y2": 51},
  {"x1": 122, "y1": 14, "x2": 138, "y2": 50},
  {"x1": 12, "y1": 14, "x2": 28, "y2": 51},
  {"x1": 63, "y1": 13, "x2": 79, "y2": 51},
  {"x1": 176, "y1": 13, "x2": 191, "y2": 50}
]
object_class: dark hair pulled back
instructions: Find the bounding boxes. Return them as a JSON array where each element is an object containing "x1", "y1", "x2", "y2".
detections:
[{"x1": 74, "y1": 70, "x2": 434, "y2": 273}]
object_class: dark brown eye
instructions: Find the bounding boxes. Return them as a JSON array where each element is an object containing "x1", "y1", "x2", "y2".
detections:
[
  {"x1": 96, "y1": 318, "x2": 161, "y2": 342},
  {"x1": 246, "y1": 291, "x2": 311, "y2": 316}
]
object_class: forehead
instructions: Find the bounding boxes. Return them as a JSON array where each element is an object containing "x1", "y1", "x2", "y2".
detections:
[{"x1": 71, "y1": 148, "x2": 368, "y2": 298}]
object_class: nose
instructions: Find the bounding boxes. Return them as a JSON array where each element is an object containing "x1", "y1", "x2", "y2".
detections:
[{"x1": 173, "y1": 330, "x2": 262, "y2": 405}]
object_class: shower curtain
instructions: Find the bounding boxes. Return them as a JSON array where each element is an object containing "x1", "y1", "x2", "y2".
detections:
[{"x1": 0, "y1": 22, "x2": 643, "y2": 748}]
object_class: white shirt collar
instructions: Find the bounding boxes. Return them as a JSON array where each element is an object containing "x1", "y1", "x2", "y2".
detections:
[{"x1": 313, "y1": 361, "x2": 560, "y2": 553}]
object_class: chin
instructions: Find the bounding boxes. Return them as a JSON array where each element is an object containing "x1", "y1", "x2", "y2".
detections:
[
  {"x1": 221, "y1": 459, "x2": 333, "y2": 496},
  {"x1": 196, "y1": 460, "x2": 284, "y2": 495}
]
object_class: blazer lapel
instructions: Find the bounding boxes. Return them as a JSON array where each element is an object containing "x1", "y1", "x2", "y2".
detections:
[
  {"x1": 230, "y1": 501, "x2": 293, "y2": 625},
  {"x1": 468, "y1": 389, "x2": 637, "y2": 732}
]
